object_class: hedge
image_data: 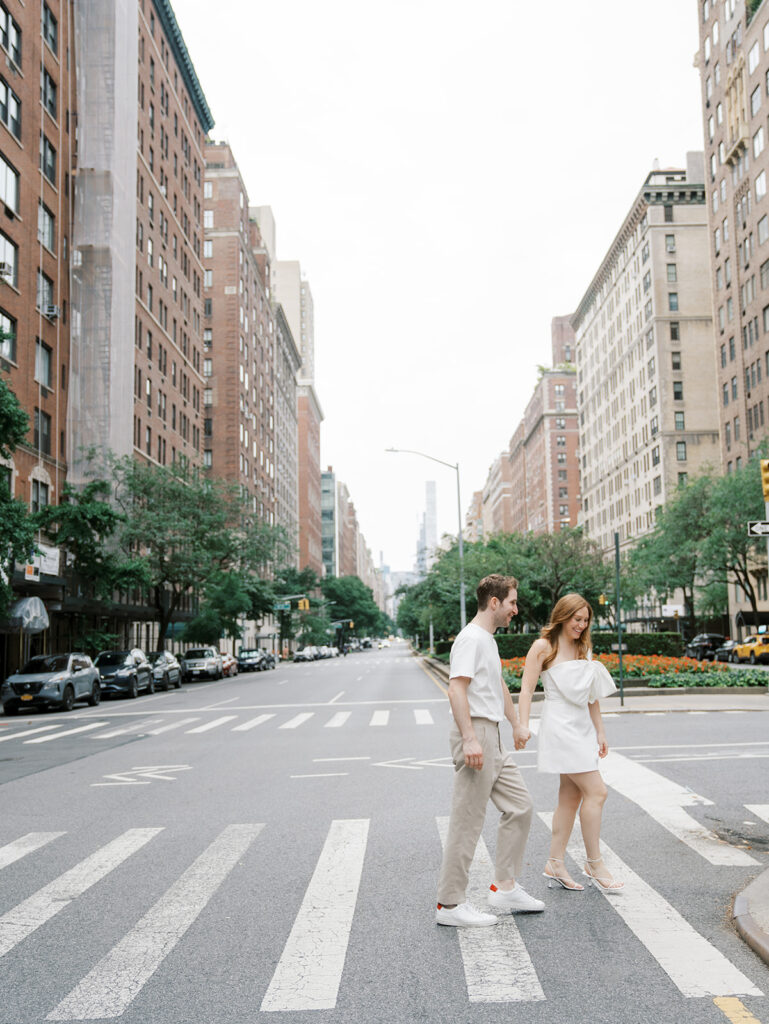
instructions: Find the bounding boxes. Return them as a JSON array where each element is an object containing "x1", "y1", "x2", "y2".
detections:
[{"x1": 436, "y1": 631, "x2": 683, "y2": 659}]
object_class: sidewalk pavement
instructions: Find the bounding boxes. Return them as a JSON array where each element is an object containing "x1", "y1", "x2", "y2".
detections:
[{"x1": 420, "y1": 654, "x2": 769, "y2": 970}]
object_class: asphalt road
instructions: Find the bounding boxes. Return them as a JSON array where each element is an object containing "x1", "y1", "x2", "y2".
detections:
[{"x1": 0, "y1": 645, "x2": 768, "y2": 1024}]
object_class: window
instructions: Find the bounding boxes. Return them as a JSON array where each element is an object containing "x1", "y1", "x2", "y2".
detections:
[
  {"x1": 31, "y1": 479, "x2": 49, "y2": 512},
  {"x1": 667, "y1": 264, "x2": 677, "y2": 282},
  {"x1": 203, "y1": 450, "x2": 212, "y2": 468},
  {"x1": 204, "y1": 269, "x2": 212, "y2": 288},
  {"x1": 34, "y1": 408, "x2": 51, "y2": 454},
  {"x1": 664, "y1": 205, "x2": 673, "y2": 223},
  {"x1": 203, "y1": 327, "x2": 212, "y2": 349},
  {"x1": 752, "y1": 85, "x2": 762, "y2": 116},
  {"x1": 653, "y1": 475, "x2": 662, "y2": 496},
  {"x1": 40, "y1": 68, "x2": 56, "y2": 119},
  {"x1": 204, "y1": 388, "x2": 212, "y2": 406},
  {"x1": 650, "y1": 416, "x2": 659, "y2": 436},
  {"x1": 38, "y1": 202, "x2": 54, "y2": 251},
  {"x1": 670, "y1": 322, "x2": 679, "y2": 341},
  {"x1": 0, "y1": 153, "x2": 18, "y2": 212},
  {"x1": 556, "y1": 435, "x2": 566, "y2": 448},
  {"x1": 203, "y1": 358, "x2": 212, "y2": 377},
  {"x1": 675, "y1": 411, "x2": 685, "y2": 429},
  {"x1": 204, "y1": 240, "x2": 212, "y2": 259},
  {"x1": 643, "y1": 270, "x2": 651, "y2": 292},
  {"x1": 760, "y1": 215, "x2": 769, "y2": 244},
  {"x1": 726, "y1": 421, "x2": 732, "y2": 447},
  {"x1": 0, "y1": 229, "x2": 17, "y2": 286},
  {"x1": 649, "y1": 386, "x2": 657, "y2": 407},
  {"x1": 42, "y1": 3, "x2": 57, "y2": 54},
  {"x1": 35, "y1": 339, "x2": 52, "y2": 388},
  {"x1": 735, "y1": 415, "x2": 741, "y2": 440},
  {"x1": 0, "y1": 75, "x2": 21, "y2": 139},
  {"x1": 676, "y1": 441, "x2": 687, "y2": 461},
  {"x1": 750, "y1": 40, "x2": 761, "y2": 73},
  {"x1": 0, "y1": 4, "x2": 21, "y2": 65},
  {"x1": 204, "y1": 181, "x2": 213, "y2": 199},
  {"x1": 36, "y1": 270, "x2": 53, "y2": 312},
  {"x1": 755, "y1": 126, "x2": 766, "y2": 158},
  {"x1": 652, "y1": 445, "x2": 660, "y2": 466},
  {"x1": 0, "y1": 308, "x2": 16, "y2": 361},
  {"x1": 723, "y1": 382, "x2": 729, "y2": 405},
  {"x1": 732, "y1": 375, "x2": 738, "y2": 399},
  {"x1": 678, "y1": 473, "x2": 688, "y2": 487},
  {"x1": 204, "y1": 210, "x2": 213, "y2": 228},
  {"x1": 40, "y1": 135, "x2": 56, "y2": 183},
  {"x1": 673, "y1": 381, "x2": 684, "y2": 400},
  {"x1": 758, "y1": 170, "x2": 767, "y2": 201},
  {"x1": 672, "y1": 352, "x2": 682, "y2": 370},
  {"x1": 668, "y1": 293, "x2": 679, "y2": 311}
]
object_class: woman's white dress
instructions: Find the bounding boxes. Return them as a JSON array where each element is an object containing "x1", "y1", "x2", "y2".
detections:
[{"x1": 536, "y1": 655, "x2": 617, "y2": 774}]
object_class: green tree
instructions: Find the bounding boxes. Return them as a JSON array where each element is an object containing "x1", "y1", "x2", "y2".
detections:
[
  {"x1": 321, "y1": 575, "x2": 383, "y2": 635},
  {"x1": 0, "y1": 367, "x2": 35, "y2": 619}
]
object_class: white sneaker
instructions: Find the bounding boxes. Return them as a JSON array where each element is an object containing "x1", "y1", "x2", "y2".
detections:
[
  {"x1": 488, "y1": 883, "x2": 545, "y2": 913},
  {"x1": 436, "y1": 901, "x2": 498, "y2": 927}
]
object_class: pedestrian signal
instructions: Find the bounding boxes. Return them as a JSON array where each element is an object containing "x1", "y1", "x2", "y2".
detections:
[{"x1": 761, "y1": 459, "x2": 769, "y2": 501}]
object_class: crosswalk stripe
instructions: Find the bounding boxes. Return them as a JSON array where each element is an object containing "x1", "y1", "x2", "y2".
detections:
[
  {"x1": 436, "y1": 817, "x2": 544, "y2": 1003},
  {"x1": 185, "y1": 716, "x2": 238, "y2": 734},
  {"x1": 47, "y1": 824, "x2": 263, "y2": 1021},
  {"x1": 0, "y1": 832, "x2": 65, "y2": 871},
  {"x1": 260, "y1": 819, "x2": 369, "y2": 1012},
  {"x1": 232, "y1": 714, "x2": 275, "y2": 731},
  {"x1": 745, "y1": 804, "x2": 769, "y2": 824},
  {"x1": 146, "y1": 717, "x2": 201, "y2": 735},
  {"x1": 0, "y1": 829, "x2": 162, "y2": 958},
  {"x1": 599, "y1": 751, "x2": 759, "y2": 866},
  {"x1": 414, "y1": 709, "x2": 434, "y2": 725},
  {"x1": 91, "y1": 719, "x2": 164, "y2": 739},
  {"x1": 370, "y1": 710, "x2": 389, "y2": 726},
  {"x1": 538, "y1": 812, "x2": 762, "y2": 998},
  {"x1": 279, "y1": 713, "x2": 314, "y2": 729},
  {"x1": 25, "y1": 722, "x2": 109, "y2": 744},
  {"x1": 0, "y1": 724, "x2": 62, "y2": 743},
  {"x1": 325, "y1": 712, "x2": 351, "y2": 728}
]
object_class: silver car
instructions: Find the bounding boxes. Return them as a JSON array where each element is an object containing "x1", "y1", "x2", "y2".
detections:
[
  {"x1": 148, "y1": 651, "x2": 183, "y2": 690},
  {"x1": 1, "y1": 653, "x2": 100, "y2": 715},
  {"x1": 181, "y1": 647, "x2": 223, "y2": 681}
]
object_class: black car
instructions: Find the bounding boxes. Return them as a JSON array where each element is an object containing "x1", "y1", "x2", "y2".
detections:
[
  {"x1": 148, "y1": 650, "x2": 183, "y2": 690},
  {"x1": 95, "y1": 649, "x2": 154, "y2": 699},
  {"x1": 714, "y1": 639, "x2": 739, "y2": 662},
  {"x1": 684, "y1": 633, "x2": 725, "y2": 661},
  {"x1": 238, "y1": 648, "x2": 276, "y2": 672}
]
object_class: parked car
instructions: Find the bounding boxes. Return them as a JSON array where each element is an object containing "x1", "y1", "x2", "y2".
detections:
[
  {"x1": 181, "y1": 647, "x2": 223, "y2": 681},
  {"x1": 220, "y1": 651, "x2": 238, "y2": 677},
  {"x1": 95, "y1": 649, "x2": 154, "y2": 699},
  {"x1": 732, "y1": 634, "x2": 769, "y2": 664},
  {"x1": 714, "y1": 639, "x2": 739, "y2": 662},
  {"x1": 684, "y1": 633, "x2": 725, "y2": 661},
  {"x1": 148, "y1": 650, "x2": 182, "y2": 690},
  {"x1": 293, "y1": 646, "x2": 318, "y2": 662},
  {"x1": 2, "y1": 653, "x2": 100, "y2": 715},
  {"x1": 237, "y1": 648, "x2": 267, "y2": 673}
]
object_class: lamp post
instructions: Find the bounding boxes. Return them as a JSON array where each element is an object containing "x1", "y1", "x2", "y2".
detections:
[{"x1": 385, "y1": 447, "x2": 466, "y2": 629}]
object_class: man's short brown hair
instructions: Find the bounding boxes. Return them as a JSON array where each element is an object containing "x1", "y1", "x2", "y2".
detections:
[{"x1": 476, "y1": 574, "x2": 518, "y2": 610}]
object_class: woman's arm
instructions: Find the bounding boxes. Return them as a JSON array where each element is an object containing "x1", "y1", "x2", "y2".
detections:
[{"x1": 588, "y1": 700, "x2": 608, "y2": 758}]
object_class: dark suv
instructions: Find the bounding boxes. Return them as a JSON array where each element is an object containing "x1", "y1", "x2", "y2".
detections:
[
  {"x1": 684, "y1": 633, "x2": 725, "y2": 661},
  {"x1": 94, "y1": 649, "x2": 154, "y2": 698}
]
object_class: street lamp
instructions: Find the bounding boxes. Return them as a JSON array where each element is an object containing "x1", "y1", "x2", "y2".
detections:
[{"x1": 385, "y1": 447, "x2": 466, "y2": 629}]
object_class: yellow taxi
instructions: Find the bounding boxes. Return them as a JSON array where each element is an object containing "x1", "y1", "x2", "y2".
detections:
[{"x1": 732, "y1": 633, "x2": 769, "y2": 664}]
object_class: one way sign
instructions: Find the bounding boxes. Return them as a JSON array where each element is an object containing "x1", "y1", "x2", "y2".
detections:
[{"x1": 747, "y1": 520, "x2": 769, "y2": 536}]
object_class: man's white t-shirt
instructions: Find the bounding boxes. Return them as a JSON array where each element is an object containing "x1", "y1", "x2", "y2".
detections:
[{"x1": 449, "y1": 622, "x2": 504, "y2": 722}]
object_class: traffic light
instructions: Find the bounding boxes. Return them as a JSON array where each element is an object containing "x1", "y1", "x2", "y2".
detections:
[
  {"x1": 598, "y1": 594, "x2": 606, "y2": 605},
  {"x1": 761, "y1": 459, "x2": 769, "y2": 501},
  {"x1": 298, "y1": 598, "x2": 310, "y2": 611},
  {"x1": 349, "y1": 621, "x2": 354, "y2": 629}
]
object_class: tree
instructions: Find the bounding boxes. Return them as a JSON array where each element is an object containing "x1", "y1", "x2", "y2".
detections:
[
  {"x1": 0, "y1": 368, "x2": 35, "y2": 619},
  {"x1": 321, "y1": 575, "x2": 384, "y2": 635}
]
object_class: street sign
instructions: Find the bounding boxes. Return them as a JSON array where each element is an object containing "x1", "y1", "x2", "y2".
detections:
[
  {"x1": 273, "y1": 602, "x2": 291, "y2": 612},
  {"x1": 747, "y1": 520, "x2": 769, "y2": 536}
]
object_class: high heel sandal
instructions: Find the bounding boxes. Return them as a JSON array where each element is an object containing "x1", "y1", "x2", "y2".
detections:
[
  {"x1": 583, "y1": 857, "x2": 624, "y2": 892},
  {"x1": 542, "y1": 858, "x2": 584, "y2": 891}
]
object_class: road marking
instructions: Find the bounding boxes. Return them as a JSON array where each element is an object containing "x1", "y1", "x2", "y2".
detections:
[
  {"x1": 91, "y1": 719, "x2": 164, "y2": 739},
  {"x1": 0, "y1": 829, "x2": 162, "y2": 958},
  {"x1": 714, "y1": 996, "x2": 764, "y2": 1023},
  {"x1": 538, "y1": 812, "x2": 761, "y2": 998},
  {"x1": 328, "y1": 691, "x2": 344, "y2": 703},
  {"x1": 25, "y1": 722, "x2": 109, "y2": 744},
  {"x1": 200, "y1": 696, "x2": 240, "y2": 709},
  {"x1": 92, "y1": 765, "x2": 192, "y2": 787},
  {"x1": 599, "y1": 751, "x2": 759, "y2": 866},
  {"x1": 232, "y1": 714, "x2": 275, "y2": 731},
  {"x1": 47, "y1": 824, "x2": 263, "y2": 1021},
  {"x1": 636, "y1": 754, "x2": 769, "y2": 763},
  {"x1": 0, "y1": 832, "x2": 65, "y2": 870},
  {"x1": 370, "y1": 710, "x2": 389, "y2": 726},
  {"x1": 145, "y1": 717, "x2": 201, "y2": 735},
  {"x1": 279, "y1": 712, "x2": 314, "y2": 729},
  {"x1": 745, "y1": 804, "x2": 769, "y2": 824},
  {"x1": 290, "y1": 773, "x2": 349, "y2": 779},
  {"x1": 414, "y1": 709, "x2": 434, "y2": 725},
  {"x1": 373, "y1": 756, "x2": 453, "y2": 770},
  {"x1": 313, "y1": 757, "x2": 370, "y2": 762},
  {"x1": 0, "y1": 724, "x2": 62, "y2": 742},
  {"x1": 185, "y1": 716, "x2": 237, "y2": 734},
  {"x1": 436, "y1": 817, "x2": 544, "y2": 1003},
  {"x1": 325, "y1": 712, "x2": 351, "y2": 728},
  {"x1": 261, "y1": 818, "x2": 369, "y2": 1012}
]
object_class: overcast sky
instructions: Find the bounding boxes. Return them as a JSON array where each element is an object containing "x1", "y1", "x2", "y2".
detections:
[{"x1": 173, "y1": 0, "x2": 705, "y2": 572}]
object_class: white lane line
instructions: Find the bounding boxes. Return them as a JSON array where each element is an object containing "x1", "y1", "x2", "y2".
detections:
[
  {"x1": 185, "y1": 716, "x2": 238, "y2": 734},
  {"x1": 328, "y1": 691, "x2": 344, "y2": 704},
  {"x1": 687, "y1": 711, "x2": 707, "y2": 715},
  {"x1": 436, "y1": 817, "x2": 544, "y2": 1003},
  {"x1": 279, "y1": 713, "x2": 314, "y2": 730},
  {"x1": 746, "y1": 804, "x2": 769, "y2": 824},
  {"x1": 414, "y1": 709, "x2": 434, "y2": 725},
  {"x1": 0, "y1": 829, "x2": 162, "y2": 958},
  {"x1": 47, "y1": 825, "x2": 262, "y2": 1021},
  {"x1": 0, "y1": 832, "x2": 65, "y2": 871},
  {"x1": 0, "y1": 724, "x2": 62, "y2": 743},
  {"x1": 370, "y1": 710, "x2": 389, "y2": 727},
  {"x1": 313, "y1": 757, "x2": 370, "y2": 762},
  {"x1": 290, "y1": 773, "x2": 349, "y2": 779},
  {"x1": 636, "y1": 754, "x2": 769, "y2": 764},
  {"x1": 145, "y1": 717, "x2": 201, "y2": 735},
  {"x1": 538, "y1": 812, "x2": 762, "y2": 998},
  {"x1": 356, "y1": 676, "x2": 364, "y2": 682},
  {"x1": 599, "y1": 751, "x2": 758, "y2": 866},
  {"x1": 232, "y1": 714, "x2": 275, "y2": 732},
  {"x1": 325, "y1": 712, "x2": 351, "y2": 729},
  {"x1": 261, "y1": 819, "x2": 369, "y2": 1012},
  {"x1": 199, "y1": 697, "x2": 240, "y2": 709},
  {"x1": 25, "y1": 722, "x2": 109, "y2": 744},
  {"x1": 91, "y1": 719, "x2": 164, "y2": 739}
]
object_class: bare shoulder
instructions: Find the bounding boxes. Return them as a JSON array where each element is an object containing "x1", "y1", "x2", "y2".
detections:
[{"x1": 527, "y1": 638, "x2": 549, "y2": 659}]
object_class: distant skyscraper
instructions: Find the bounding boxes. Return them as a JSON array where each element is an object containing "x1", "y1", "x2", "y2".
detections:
[{"x1": 416, "y1": 480, "x2": 437, "y2": 575}]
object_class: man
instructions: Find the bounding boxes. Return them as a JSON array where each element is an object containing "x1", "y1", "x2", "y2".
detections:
[{"x1": 436, "y1": 573, "x2": 543, "y2": 927}]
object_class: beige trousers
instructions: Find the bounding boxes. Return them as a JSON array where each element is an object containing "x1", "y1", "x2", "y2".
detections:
[{"x1": 437, "y1": 717, "x2": 533, "y2": 906}]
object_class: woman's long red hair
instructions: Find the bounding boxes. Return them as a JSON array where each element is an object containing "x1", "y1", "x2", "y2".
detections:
[{"x1": 540, "y1": 593, "x2": 593, "y2": 670}]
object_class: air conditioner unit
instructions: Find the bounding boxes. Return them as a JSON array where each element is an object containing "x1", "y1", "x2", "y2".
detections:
[
  {"x1": 44, "y1": 304, "x2": 60, "y2": 319},
  {"x1": 0, "y1": 261, "x2": 12, "y2": 277}
]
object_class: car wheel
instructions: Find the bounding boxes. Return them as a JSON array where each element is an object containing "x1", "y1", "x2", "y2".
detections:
[
  {"x1": 750, "y1": 652, "x2": 757, "y2": 665},
  {"x1": 161, "y1": 672, "x2": 169, "y2": 691},
  {"x1": 731, "y1": 652, "x2": 739, "y2": 663},
  {"x1": 3, "y1": 705, "x2": 18, "y2": 716},
  {"x1": 146, "y1": 675, "x2": 155, "y2": 694},
  {"x1": 173, "y1": 673, "x2": 182, "y2": 689},
  {"x1": 127, "y1": 676, "x2": 138, "y2": 699},
  {"x1": 61, "y1": 685, "x2": 75, "y2": 712},
  {"x1": 87, "y1": 682, "x2": 101, "y2": 707}
]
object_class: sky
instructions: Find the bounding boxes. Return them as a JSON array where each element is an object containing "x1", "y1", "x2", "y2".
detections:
[{"x1": 173, "y1": 0, "x2": 706, "y2": 572}]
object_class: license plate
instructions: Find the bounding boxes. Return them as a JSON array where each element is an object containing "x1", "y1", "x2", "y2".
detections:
[{"x1": 21, "y1": 694, "x2": 33, "y2": 701}]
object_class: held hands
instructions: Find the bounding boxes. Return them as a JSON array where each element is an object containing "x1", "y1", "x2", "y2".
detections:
[
  {"x1": 597, "y1": 734, "x2": 608, "y2": 759},
  {"x1": 513, "y1": 724, "x2": 531, "y2": 751},
  {"x1": 462, "y1": 735, "x2": 484, "y2": 772}
]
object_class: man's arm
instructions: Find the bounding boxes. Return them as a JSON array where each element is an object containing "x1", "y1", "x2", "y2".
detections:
[{"x1": 447, "y1": 676, "x2": 484, "y2": 771}]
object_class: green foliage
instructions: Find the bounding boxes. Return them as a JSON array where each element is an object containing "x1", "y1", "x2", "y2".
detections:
[
  {"x1": 321, "y1": 575, "x2": 385, "y2": 635},
  {"x1": 0, "y1": 367, "x2": 36, "y2": 619},
  {"x1": 0, "y1": 363, "x2": 28, "y2": 460},
  {"x1": 590, "y1": 631, "x2": 683, "y2": 656},
  {"x1": 182, "y1": 571, "x2": 252, "y2": 643}
]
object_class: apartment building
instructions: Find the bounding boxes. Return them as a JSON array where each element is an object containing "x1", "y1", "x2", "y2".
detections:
[
  {"x1": 273, "y1": 303, "x2": 300, "y2": 552},
  {"x1": 572, "y1": 159, "x2": 721, "y2": 554},
  {"x1": 321, "y1": 467, "x2": 338, "y2": 577},
  {"x1": 480, "y1": 455, "x2": 514, "y2": 537}
]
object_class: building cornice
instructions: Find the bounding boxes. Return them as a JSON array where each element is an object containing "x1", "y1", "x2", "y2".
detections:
[{"x1": 152, "y1": 0, "x2": 214, "y2": 133}]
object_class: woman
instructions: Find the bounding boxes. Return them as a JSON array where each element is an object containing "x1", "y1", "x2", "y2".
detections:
[{"x1": 518, "y1": 593, "x2": 623, "y2": 892}]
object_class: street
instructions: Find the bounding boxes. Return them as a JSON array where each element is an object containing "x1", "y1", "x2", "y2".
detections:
[{"x1": 0, "y1": 645, "x2": 768, "y2": 1024}]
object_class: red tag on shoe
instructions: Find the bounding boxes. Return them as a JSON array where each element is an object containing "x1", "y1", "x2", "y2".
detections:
[
  {"x1": 489, "y1": 884, "x2": 498, "y2": 892},
  {"x1": 436, "y1": 903, "x2": 443, "y2": 909}
]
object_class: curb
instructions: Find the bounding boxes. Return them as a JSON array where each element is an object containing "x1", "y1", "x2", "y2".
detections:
[{"x1": 733, "y1": 870, "x2": 769, "y2": 968}]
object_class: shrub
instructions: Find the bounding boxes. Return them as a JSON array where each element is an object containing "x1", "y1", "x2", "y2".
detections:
[{"x1": 590, "y1": 631, "x2": 683, "y2": 657}]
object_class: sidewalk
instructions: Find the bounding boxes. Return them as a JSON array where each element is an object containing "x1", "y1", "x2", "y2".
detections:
[{"x1": 421, "y1": 654, "x2": 769, "y2": 969}]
